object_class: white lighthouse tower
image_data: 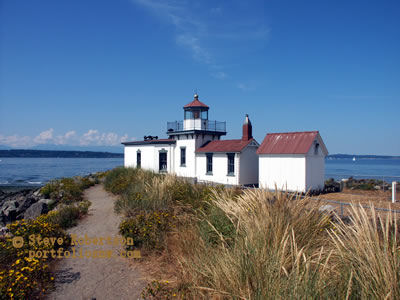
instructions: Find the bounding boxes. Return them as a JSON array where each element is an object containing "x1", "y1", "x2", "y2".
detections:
[{"x1": 167, "y1": 93, "x2": 226, "y2": 178}]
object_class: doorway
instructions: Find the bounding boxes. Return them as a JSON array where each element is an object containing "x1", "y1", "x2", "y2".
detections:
[{"x1": 159, "y1": 151, "x2": 167, "y2": 172}]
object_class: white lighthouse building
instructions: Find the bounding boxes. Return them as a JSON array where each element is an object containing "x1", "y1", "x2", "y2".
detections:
[
  {"x1": 122, "y1": 93, "x2": 328, "y2": 191},
  {"x1": 122, "y1": 94, "x2": 259, "y2": 185}
]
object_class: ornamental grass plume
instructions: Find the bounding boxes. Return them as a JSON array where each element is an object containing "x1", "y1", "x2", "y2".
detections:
[
  {"x1": 177, "y1": 188, "x2": 336, "y2": 299},
  {"x1": 328, "y1": 203, "x2": 400, "y2": 299}
]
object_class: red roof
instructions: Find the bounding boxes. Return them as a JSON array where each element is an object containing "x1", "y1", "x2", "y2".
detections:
[
  {"x1": 196, "y1": 138, "x2": 255, "y2": 153},
  {"x1": 184, "y1": 97, "x2": 209, "y2": 109},
  {"x1": 256, "y1": 131, "x2": 319, "y2": 154}
]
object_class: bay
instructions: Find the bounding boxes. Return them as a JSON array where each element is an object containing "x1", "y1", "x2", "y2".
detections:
[{"x1": 0, "y1": 157, "x2": 399, "y2": 187}]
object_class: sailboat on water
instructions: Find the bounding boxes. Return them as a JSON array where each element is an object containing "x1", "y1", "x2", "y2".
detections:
[{"x1": 352, "y1": 156, "x2": 356, "y2": 162}]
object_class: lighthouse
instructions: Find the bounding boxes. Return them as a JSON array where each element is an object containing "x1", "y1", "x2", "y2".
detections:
[{"x1": 166, "y1": 93, "x2": 227, "y2": 178}]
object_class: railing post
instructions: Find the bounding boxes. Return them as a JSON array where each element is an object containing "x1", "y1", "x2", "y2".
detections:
[{"x1": 393, "y1": 182, "x2": 397, "y2": 203}]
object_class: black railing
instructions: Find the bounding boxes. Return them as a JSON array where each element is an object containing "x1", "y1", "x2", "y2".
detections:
[{"x1": 167, "y1": 120, "x2": 226, "y2": 132}]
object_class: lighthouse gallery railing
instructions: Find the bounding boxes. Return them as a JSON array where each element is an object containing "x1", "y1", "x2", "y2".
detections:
[{"x1": 167, "y1": 120, "x2": 226, "y2": 133}]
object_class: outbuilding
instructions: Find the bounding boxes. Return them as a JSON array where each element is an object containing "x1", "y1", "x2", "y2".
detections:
[{"x1": 257, "y1": 131, "x2": 328, "y2": 192}]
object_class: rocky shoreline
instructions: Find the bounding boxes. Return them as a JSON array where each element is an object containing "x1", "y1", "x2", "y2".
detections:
[
  {"x1": 0, "y1": 174, "x2": 101, "y2": 230},
  {"x1": 0, "y1": 188, "x2": 52, "y2": 228}
]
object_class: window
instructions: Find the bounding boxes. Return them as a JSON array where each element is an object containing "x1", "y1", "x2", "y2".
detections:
[
  {"x1": 227, "y1": 153, "x2": 235, "y2": 175},
  {"x1": 206, "y1": 153, "x2": 213, "y2": 174},
  {"x1": 184, "y1": 110, "x2": 192, "y2": 120},
  {"x1": 314, "y1": 143, "x2": 320, "y2": 155},
  {"x1": 136, "y1": 150, "x2": 141, "y2": 168},
  {"x1": 180, "y1": 147, "x2": 186, "y2": 166},
  {"x1": 159, "y1": 150, "x2": 167, "y2": 172}
]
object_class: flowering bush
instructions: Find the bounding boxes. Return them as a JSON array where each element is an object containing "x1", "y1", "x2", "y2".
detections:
[
  {"x1": 0, "y1": 218, "x2": 71, "y2": 299},
  {"x1": 119, "y1": 211, "x2": 175, "y2": 251},
  {"x1": 141, "y1": 280, "x2": 185, "y2": 299}
]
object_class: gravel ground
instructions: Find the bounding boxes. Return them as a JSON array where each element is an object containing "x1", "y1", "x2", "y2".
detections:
[{"x1": 47, "y1": 185, "x2": 147, "y2": 300}]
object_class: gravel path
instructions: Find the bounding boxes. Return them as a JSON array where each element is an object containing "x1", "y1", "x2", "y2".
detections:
[{"x1": 47, "y1": 185, "x2": 146, "y2": 300}]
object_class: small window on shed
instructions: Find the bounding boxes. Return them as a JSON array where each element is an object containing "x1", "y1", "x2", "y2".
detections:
[
  {"x1": 137, "y1": 150, "x2": 141, "y2": 168},
  {"x1": 314, "y1": 143, "x2": 320, "y2": 155}
]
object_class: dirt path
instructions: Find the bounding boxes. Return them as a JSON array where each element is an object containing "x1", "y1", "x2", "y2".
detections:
[{"x1": 47, "y1": 185, "x2": 147, "y2": 300}]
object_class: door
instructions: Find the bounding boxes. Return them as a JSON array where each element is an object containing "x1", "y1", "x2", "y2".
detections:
[{"x1": 159, "y1": 152, "x2": 167, "y2": 172}]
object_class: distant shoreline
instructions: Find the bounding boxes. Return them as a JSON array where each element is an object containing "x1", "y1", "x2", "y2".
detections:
[
  {"x1": 0, "y1": 149, "x2": 398, "y2": 159},
  {"x1": 0, "y1": 149, "x2": 123, "y2": 158},
  {"x1": 328, "y1": 154, "x2": 400, "y2": 160}
]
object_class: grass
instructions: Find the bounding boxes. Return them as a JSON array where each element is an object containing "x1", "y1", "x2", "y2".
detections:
[{"x1": 104, "y1": 167, "x2": 400, "y2": 299}]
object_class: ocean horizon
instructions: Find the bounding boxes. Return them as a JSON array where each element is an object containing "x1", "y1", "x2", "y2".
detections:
[{"x1": 0, "y1": 157, "x2": 399, "y2": 187}]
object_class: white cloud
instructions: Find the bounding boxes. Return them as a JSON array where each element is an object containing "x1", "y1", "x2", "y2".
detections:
[
  {"x1": 211, "y1": 71, "x2": 227, "y2": 80},
  {"x1": 0, "y1": 129, "x2": 133, "y2": 148},
  {"x1": 237, "y1": 82, "x2": 255, "y2": 91},
  {"x1": 54, "y1": 131, "x2": 77, "y2": 145},
  {"x1": 0, "y1": 134, "x2": 33, "y2": 148},
  {"x1": 176, "y1": 34, "x2": 211, "y2": 64},
  {"x1": 33, "y1": 128, "x2": 54, "y2": 144}
]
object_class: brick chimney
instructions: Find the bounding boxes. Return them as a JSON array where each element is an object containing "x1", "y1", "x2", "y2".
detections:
[{"x1": 242, "y1": 114, "x2": 253, "y2": 141}]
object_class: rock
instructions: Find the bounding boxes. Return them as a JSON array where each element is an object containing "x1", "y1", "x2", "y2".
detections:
[
  {"x1": 33, "y1": 189, "x2": 41, "y2": 197},
  {"x1": 15, "y1": 197, "x2": 35, "y2": 215},
  {"x1": 2, "y1": 202, "x2": 17, "y2": 223},
  {"x1": 24, "y1": 202, "x2": 48, "y2": 220},
  {"x1": 0, "y1": 226, "x2": 10, "y2": 237},
  {"x1": 38, "y1": 198, "x2": 54, "y2": 206},
  {"x1": 319, "y1": 205, "x2": 336, "y2": 214}
]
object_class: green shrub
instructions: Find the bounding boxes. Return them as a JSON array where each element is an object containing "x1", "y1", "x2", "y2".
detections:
[
  {"x1": 119, "y1": 211, "x2": 175, "y2": 251},
  {"x1": 39, "y1": 201, "x2": 91, "y2": 230}
]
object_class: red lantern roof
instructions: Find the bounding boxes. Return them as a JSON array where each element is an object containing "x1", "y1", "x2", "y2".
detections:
[{"x1": 183, "y1": 94, "x2": 209, "y2": 109}]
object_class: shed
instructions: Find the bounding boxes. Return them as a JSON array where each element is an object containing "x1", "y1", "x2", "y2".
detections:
[{"x1": 257, "y1": 131, "x2": 328, "y2": 192}]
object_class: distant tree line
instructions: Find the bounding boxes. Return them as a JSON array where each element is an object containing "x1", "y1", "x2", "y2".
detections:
[{"x1": 328, "y1": 154, "x2": 400, "y2": 159}]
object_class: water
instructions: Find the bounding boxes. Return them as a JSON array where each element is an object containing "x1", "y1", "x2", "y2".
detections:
[
  {"x1": 326, "y1": 158, "x2": 400, "y2": 182},
  {"x1": 0, "y1": 157, "x2": 123, "y2": 187},
  {"x1": 0, "y1": 157, "x2": 399, "y2": 187}
]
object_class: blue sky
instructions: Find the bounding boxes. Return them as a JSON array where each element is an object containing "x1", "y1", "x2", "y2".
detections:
[{"x1": 0, "y1": 0, "x2": 399, "y2": 155}]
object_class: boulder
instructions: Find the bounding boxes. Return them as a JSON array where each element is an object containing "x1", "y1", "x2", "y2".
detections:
[
  {"x1": 0, "y1": 226, "x2": 9, "y2": 237},
  {"x1": 38, "y1": 198, "x2": 55, "y2": 207},
  {"x1": 24, "y1": 202, "x2": 48, "y2": 220},
  {"x1": 2, "y1": 201, "x2": 18, "y2": 223},
  {"x1": 319, "y1": 205, "x2": 336, "y2": 214},
  {"x1": 33, "y1": 189, "x2": 42, "y2": 197},
  {"x1": 15, "y1": 197, "x2": 35, "y2": 215}
]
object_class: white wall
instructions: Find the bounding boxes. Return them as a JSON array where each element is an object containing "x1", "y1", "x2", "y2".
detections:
[
  {"x1": 174, "y1": 138, "x2": 196, "y2": 177},
  {"x1": 124, "y1": 144, "x2": 175, "y2": 173},
  {"x1": 305, "y1": 139, "x2": 326, "y2": 191},
  {"x1": 196, "y1": 153, "x2": 239, "y2": 185},
  {"x1": 172, "y1": 134, "x2": 216, "y2": 178},
  {"x1": 239, "y1": 145, "x2": 259, "y2": 185},
  {"x1": 184, "y1": 119, "x2": 208, "y2": 130},
  {"x1": 259, "y1": 154, "x2": 306, "y2": 192}
]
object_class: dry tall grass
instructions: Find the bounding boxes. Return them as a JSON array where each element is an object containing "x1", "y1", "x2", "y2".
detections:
[
  {"x1": 104, "y1": 168, "x2": 400, "y2": 299},
  {"x1": 329, "y1": 204, "x2": 400, "y2": 299},
  {"x1": 176, "y1": 189, "x2": 400, "y2": 299}
]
